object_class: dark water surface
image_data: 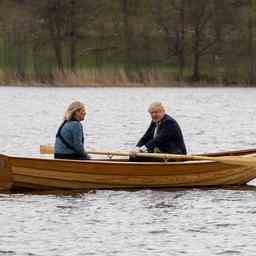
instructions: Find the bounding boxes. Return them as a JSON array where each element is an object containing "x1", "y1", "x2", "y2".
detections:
[{"x1": 0, "y1": 87, "x2": 256, "y2": 255}]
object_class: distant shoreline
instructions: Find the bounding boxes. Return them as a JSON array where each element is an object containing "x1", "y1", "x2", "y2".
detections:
[{"x1": 1, "y1": 82, "x2": 256, "y2": 88}]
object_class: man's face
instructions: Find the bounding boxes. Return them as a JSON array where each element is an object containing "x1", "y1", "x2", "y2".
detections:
[{"x1": 149, "y1": 107, "x2": 165, "y2": 122}]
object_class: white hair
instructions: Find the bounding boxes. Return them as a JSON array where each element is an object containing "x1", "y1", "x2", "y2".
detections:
[{"x1": 148, "y1": 102, "x2": 166, "y2": 112}]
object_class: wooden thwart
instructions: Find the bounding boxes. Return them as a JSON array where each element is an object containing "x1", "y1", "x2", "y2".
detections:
[{"x1": 39, "y1": 145, "x2": 256, "y2": 167}]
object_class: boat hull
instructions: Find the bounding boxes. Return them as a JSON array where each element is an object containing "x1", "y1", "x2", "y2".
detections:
[
  {"x1": 7, "y1": 155, "x2": 256, "y2": 190},
  {"x1": 0, "y1": 155, "x2": 12, "y2": 191}
]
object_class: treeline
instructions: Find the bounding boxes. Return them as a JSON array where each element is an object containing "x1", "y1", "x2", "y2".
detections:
[{"x1": 0, "y1": 0, "x2": 255, "y2": 85}]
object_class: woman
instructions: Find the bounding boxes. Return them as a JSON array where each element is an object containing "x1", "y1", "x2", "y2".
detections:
[{"x1": 54, "y1": 101, "x2": 90, "y2": 160}]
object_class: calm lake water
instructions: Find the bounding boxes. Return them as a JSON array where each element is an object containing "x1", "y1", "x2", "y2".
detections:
[{"x1": 0, "y1": 86, "x2": 256, "y2": 256}]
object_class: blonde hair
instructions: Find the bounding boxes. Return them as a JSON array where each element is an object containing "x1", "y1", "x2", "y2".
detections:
[
  {"x1": 65, "y1": 101, "x2": 86, "y2": 120},
  {"x1": 148, "y1": 102, "x2": 166, "y2": 112}
]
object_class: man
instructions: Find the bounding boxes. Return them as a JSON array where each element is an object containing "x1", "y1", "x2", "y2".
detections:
[{"x1": 131, "y1": 102, "x2": 187, "y2": 158}]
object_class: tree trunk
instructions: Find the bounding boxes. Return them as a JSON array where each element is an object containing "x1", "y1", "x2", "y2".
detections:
[
  {"x1": 178, "y1": 0, "x2": 185, "y2": 79},
  {"x1": 69, "y1": 1, "x2": 76, "y2": 71},
  {"x1": 52, "y1": 37, "x2": 64, "y2": 72},
  {"x1": 248, "y1": 0, "x2": 255, "y2": 83},
  {"x1": 48, "y1": 1, "x2": 64, "y2": 72},
  {"x1": 122, "y1": 0, "x2": 130, "y2": 68},
  {"x1": 192, "y1": 29, "x2": 200, "y2": 81}
]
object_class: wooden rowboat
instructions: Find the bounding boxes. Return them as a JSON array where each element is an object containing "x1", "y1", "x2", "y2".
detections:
[{"x1": 0, "y1": 148, "x2": 256, "y2": 191}]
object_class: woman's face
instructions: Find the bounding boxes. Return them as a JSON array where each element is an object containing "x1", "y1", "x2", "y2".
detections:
[{"x1": 75, "y1": 108, "x2": 86, "y2": 121}]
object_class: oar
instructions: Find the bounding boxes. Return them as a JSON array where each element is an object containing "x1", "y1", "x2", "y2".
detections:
[
  {"x1": 39, "y1": 144, "x2": 256, "y2": 167},
  {"x1": 40, "y1": 145, "x2": 187, "y2": 159}
]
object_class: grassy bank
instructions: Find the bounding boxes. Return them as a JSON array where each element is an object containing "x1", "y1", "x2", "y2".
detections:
[{"x1": 0, "y1": 68, "x2": 256, "y2": 87}]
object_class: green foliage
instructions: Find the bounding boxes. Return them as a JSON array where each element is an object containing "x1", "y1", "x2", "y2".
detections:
[{"x1": 0, "y1": 0, "x2": 254, "y2": 84}]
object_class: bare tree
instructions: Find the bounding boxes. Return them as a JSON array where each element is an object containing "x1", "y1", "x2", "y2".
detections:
[{"x1": 151, "y1": 0, "x2": 186, "y2": 79}]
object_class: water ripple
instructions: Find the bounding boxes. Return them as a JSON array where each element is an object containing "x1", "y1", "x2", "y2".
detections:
[{"x1": 0, "y1": 87, "x2": 256, "y2": 255}]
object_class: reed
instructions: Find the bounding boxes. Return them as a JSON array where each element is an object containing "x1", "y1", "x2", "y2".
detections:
[
  {"x1": 0, "y1": 67, "x2": 255, "y2": 87},
  {"x1": 50, "y1": 68, "x2": 177, "y2": 86}
]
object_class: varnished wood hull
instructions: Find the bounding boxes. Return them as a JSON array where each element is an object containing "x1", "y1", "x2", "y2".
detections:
[
  {"x1": 6, "y1": 151, "x2": 256, "y2": 190},
  {"x1": 0, "y1": 155, "x2": 12, "y2": 191}
]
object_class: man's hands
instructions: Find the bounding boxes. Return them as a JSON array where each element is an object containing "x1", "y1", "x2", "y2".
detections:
[{"x1": 129, "y1": 146, "x2": 147, "y2": 157}]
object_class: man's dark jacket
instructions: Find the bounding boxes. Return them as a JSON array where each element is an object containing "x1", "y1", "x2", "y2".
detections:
[{"x1": 137, "y1": 114, "x2": 187, "y2": 154}]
